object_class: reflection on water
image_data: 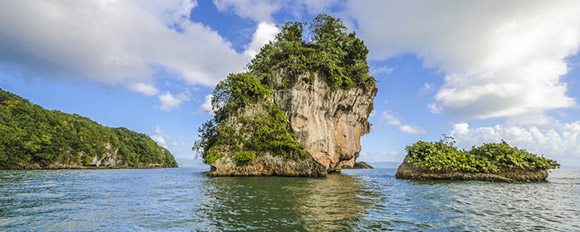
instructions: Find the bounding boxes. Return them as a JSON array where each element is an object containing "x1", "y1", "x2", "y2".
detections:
[
  {"x1": 197, "y1": 174, "x2": 377, "y2": 231},
  {"x1": 0, "y1": 168, "x2": 579, "y2": 231}
]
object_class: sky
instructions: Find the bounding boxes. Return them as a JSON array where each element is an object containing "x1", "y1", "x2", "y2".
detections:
[{"x1": 1, "y1": 0, "x2": 580, "y2": 167}]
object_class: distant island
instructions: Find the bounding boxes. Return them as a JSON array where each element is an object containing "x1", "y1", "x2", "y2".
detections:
[
  {"x1": 193, "y1": 14, "x2": 377, "y2": 176},
  {"x1": 0, "y1": 88, "x2": 177, "y2": 169},
  {"x1": 395, "y1": 136, "x2": 560, "y2": 182}
]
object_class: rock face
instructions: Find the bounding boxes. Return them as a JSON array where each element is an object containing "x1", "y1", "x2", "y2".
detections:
[
  {"x1": 208, "y1": 154, "x2": 327, "y2": 177},
  {"x1": 351, "y1": 162, "x2": 373, "y2": 169},
  {"x1": 395, "y1": 157, "x2": 549, "y2": 182},
  {"x1": 270, "y1": 71, "x2": 377, "y2": 172}
]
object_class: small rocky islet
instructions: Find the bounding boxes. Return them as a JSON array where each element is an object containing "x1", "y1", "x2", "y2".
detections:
[
  {"x1": 194, "y1": 14, "x2": 377, "y2": 176},
  {"x1": 395, "y1": 137, "x2": 559, "y2": 182}
]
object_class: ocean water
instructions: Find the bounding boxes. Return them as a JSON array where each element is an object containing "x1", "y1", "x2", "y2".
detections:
[{"x1": 1, "y1": 167, "x2": 579, "y2": 231}]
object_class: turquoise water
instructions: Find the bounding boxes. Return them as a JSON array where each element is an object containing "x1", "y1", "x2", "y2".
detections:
[{"x1": 1, "y1": 167, "x2": 579, "y2": 231}]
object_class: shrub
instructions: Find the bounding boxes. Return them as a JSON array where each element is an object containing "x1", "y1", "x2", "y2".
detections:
[
  {"x1": 234, "y1": 151, "x2": 256, "y2": 163},
  {"x1": 406, "y1": 136, "x2": 559, "y2": 173}
]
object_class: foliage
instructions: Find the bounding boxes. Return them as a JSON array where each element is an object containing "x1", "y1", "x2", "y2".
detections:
[
  {"x1": 0, "y1": 88, "x2": 177, "y2": 168},
  {"x1": 406, "y1": 136, "x2": 560, "y2": 173},
  {"x1": 194, "y1": 99, "x2": 308, "y2": 164},
  {"x1": 203, "y1": 148, "x2": 224, "y2": 165},
  {"x1": 247, "y1": 14, "x2": 376, "y2": 91},
  {"x1": 234, "y1": 151, "x2": 256, "y2": 163}
]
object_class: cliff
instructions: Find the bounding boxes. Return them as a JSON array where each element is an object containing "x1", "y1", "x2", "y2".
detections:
[
  {"x1": 270, "y1": 70, "x2": 377, "y2": 172},
  {"x1": 0, "y1": 88, "x2": 178, "y2": 169},
  {"x1": 195, "y1": 14, "x2": 377, "y2": 176}
]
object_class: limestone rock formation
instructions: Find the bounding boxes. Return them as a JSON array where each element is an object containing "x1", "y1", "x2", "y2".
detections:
[
  {"x1": 207, "y1": 154, "x2": 327, "y2": 177},
  {"x1": 270, "y1": 71, "x2": 377, "y2": 172},
  {"x1": 196, "y1": 14, "x2": 378, "y2": 177},
  {"x1": 351, "y1": 162, "x2": 374, "y2": 169},
  {"x1": 206, "y1": 71, "x2": 376, "y2": 176}
]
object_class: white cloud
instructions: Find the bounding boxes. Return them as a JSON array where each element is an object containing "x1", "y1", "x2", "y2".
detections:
[
  {"x1": 151, "y1": 125, "x2": 170, "y2": 148},
  {"x1": 348, "y1": 0, "x2": 580, "y2": 120},
  {"x1": 302, "y1": 0, "x2": 339, "y2": 15},
  {"x1": 399, "y1": 125, "x2": 427, "y2": 135},
  {"x1": 211, "y1": 0, "x2": 340, "y2": 23},
  {"x1": 381, "y1": 111, "x2": 401, "y2": 126},
  {"x1": 158, "y1": 91, "x2": 190, "y2": 111},
  {"x1": 201, "y1": 94, "x2": 214, "y2": 114},
  {"x1": 381, "y1": 111, "x2": 426, "y2": 135},
  {"x1": 243, "y1": 22, "x2": 280, "y2": 59},
  {"x1": 128, "y1": 82, "x2": 159, "y2": 96},
  {"x1": 212, "y1": 0, "x2": 281, "y2": 22},
  {"x1": 370, "y1": 66, "x2": 393, "y2": 76},
  {"x1": 450, "y1": 122, "x2": 580, "y2": 166},
  {"x1": 419, "y1": 83, "x2": 435, "y2": 96},
  {"x1": 0, "y1": 0, "x2": 256, "y2": 89}
]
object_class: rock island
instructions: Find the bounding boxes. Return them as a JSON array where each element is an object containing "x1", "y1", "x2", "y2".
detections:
[
  {"x1": 395, "y1": 136, "x2": 560, "y2": 182},
  {"x1": 194, "y1": 14, "x2": 377, "y2": 176}
]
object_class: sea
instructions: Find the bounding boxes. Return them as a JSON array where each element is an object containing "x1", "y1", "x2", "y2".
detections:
[{"x1": 1, "y1": 167, "x2": 579, "y2": 231}]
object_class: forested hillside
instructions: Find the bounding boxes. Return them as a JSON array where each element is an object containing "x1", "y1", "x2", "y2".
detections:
[{"x1": 0, "y1": 88, "x2": 177, "y2": 169}]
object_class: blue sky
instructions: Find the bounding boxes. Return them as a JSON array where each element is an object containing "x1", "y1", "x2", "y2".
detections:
[{"x1": 1, "y1": 0, "x2": 580, "y2": 167}]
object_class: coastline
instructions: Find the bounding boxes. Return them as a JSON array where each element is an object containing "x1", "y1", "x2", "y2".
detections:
[{"x1": 0, "y1": 163, "x2": 178, "y2": 170}]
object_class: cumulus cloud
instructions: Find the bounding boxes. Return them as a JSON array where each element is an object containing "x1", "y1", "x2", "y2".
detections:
[
  {"x1": 128, "y1": 82, "x2": 160, "y2": 96},
  {"x1": 243, "y1": 22, "x2": 280, "y2": 58},
  {"x1": 419, "y1": 83, "x2": 435, "y2": 96},
  {"x1": 0, "y1": 0, "x2": 263, "y2": 91},
  {"x1": 151, "y1": 125, "x2": 170, "y2": 148},
  {"x1": 348, "y1": 0, "x2": 580, "y2": 120},
  {"x1": 201, "y1": 94, "x2": 214, "y2": 114},
  {"x1": 381, "y1": 111, "x2": 401, "y2": 126},
  {"x1": 212, "y1": 0, "x2": 281, "y2": 22},
  {"x1": 158, "y1": 92, "x2": 190, "y2": 111},
  {"x1": 399, "y1": 125, "x2": 427, "y2": 135},
  {"x1": 450, "y1": 122, "x2": 580, "y2": 166},
  {"x1": 381, "y1": 111, "x2": 426, "y2": 135},
  {"x1": 212, "y1": 0, "x2": 339, "y2": 23},
  {"x1": 370, "y1": 66, "x2": 394, "y2": 76}
]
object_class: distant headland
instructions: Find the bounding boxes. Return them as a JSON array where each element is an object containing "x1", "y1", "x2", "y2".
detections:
[{"x1": 0, "y1": 88, "x2": 177, "y2": 169}]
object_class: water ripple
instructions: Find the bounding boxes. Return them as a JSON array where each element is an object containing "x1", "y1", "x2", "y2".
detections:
[{"x1": 0, "y1": 168, "x2": 579, "y2": 231}]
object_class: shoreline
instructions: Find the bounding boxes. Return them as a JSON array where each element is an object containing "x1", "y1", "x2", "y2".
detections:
[{"x1": 0, "y1": 163, "x2": 178, "y2": 170}]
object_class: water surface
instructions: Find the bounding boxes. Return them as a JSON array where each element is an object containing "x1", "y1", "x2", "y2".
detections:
[{"x1": 1, "y1": 168, "x2": 578, "y2": 231}]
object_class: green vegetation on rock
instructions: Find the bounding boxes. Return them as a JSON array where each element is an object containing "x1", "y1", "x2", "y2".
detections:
[
  {"x1": 0, "y1": 88, "x2": 177, "y2": 169},
  {"x1": 405, "y1": 136, "x2": 560, "y2": 173},
  {"x1": 194, "y1": 14, "x2": 374, "y2": 164},
  {"x1": 248, "y1": 14, "x2": 375, "y2": 91}
]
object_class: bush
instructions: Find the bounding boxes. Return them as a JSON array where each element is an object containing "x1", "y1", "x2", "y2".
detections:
[
  {"x1": 406, "y1": 136, "x2": 560, "y2": 173},
  {"x1": 234, "y1": 151, "x2": 256, "y2": 163}
]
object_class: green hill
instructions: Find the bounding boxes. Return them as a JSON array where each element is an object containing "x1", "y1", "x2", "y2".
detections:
[{"x1": 0, "y1": 88, "x2": 177, "y2": 169}]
